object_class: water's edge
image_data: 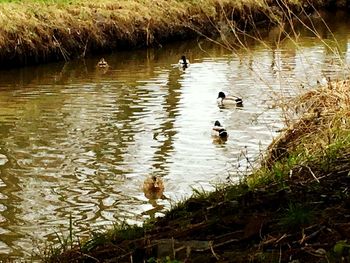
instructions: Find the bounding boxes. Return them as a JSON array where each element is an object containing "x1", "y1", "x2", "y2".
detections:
[{"x1": 0, "y1": 0, "x2": 341, "y2": 68}]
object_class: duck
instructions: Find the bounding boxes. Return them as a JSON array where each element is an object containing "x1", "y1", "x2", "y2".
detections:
[
  {"x1": 212, "y1": 120, "x2": 228, "y2": 140},
  {"x1": 143, "y1": 176, "x2": 165, "y2": 200},
  {"x1": 96, "y1": 58, "x2": 109, "y2": 68},
  {"x1": 217, "y1": 91, "x2": 243, "y2": 107},
  {"x1": 178, "y1": 55, "x2": 190, "y2": 68}
]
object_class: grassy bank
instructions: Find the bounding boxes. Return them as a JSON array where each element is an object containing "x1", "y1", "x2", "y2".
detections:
[
  {"x1": 44, "y1": 80, "x2": 350, "y2": 262},
  {"x1": 0, "y1": 0, "x2": 343, "y2": 68}
]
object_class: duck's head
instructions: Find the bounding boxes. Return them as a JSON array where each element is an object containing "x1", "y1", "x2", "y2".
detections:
[
  {"x1": 144, "y1": 176, "x2": 163, "y2": 191},
  {"x1": 97, "y1": 58, "x2": 108, "y2": 68},
  {"x1": 151, "y1": 176, "x2": 162, "y2": 188},
  {"x1": 217, "y1": 92, "x2": 226, "y2": 99},
  {"x1": 181, "y1": 55, "x2": 187, "y2": 63},
  {"x1": 214, "y1": 120, "x2": 221, "y2": 127}
]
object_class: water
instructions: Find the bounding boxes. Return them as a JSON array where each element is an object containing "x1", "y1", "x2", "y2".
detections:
[{"x1": 0, "y1": 10, "x2": 350, "y2": 260}]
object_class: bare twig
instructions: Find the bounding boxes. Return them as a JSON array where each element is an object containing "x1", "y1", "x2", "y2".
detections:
[
  {"x1": 209, "y1": 241, "x2": 220, "y2": 260},
  {"x1": 299, "y1": 226, "x2": 326, "y2": 245},
  {"x1": 81, "y1": 253, "x2": 100, "y2": 262},
  {"x1": 275, "y1": 233, "x2": 288, "y2": 244},
  {"x1": 279, "y1": 245, "x2": 282, "y2": 263},
  {"x1": 53, "y1": 34, "x2": 70, "y2": 61},
  {"x1": 172, "y1": 237, "x2": 175, "y2": 259},
  {"x1": 305, "y1": 165, "x2": 320, "y2": 183}
]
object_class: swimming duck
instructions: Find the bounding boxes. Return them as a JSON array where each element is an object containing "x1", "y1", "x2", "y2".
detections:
[
  {"x1": 143, "y1": 176, "x2": 165, "y2": 200},
  {"x1": 217, "y1": 91, "x2": 243, "y2": 107},
  {"x1": 212, "y1": 120, "x2": 228, "y2": 139},
  {"x1": 97, "y1": 58, "x2": 109, "y2": 68},
  {"x1": 178, "y1": 55, "x2": 190, "y2": 68}
]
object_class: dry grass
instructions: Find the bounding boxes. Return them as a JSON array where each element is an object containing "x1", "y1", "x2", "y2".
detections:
[
  {"x1": 270, "y1": 79, "x2": 350, "y2": 160},
  {"x1": 248, "y1": 80, "x2": 350, "y2": 187},
  {"x1": 0, "y1": 0, "x2": 335, "y2": 67}
]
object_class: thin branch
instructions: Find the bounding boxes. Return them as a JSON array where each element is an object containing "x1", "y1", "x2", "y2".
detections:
[{"x1": 209, "y1": 241, "x2": 220, "y2": 260}]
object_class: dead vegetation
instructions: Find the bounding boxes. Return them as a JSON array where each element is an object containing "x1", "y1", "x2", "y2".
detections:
[
  {"x1": 0, "y1": 0, "x2": 342, "y2": 68},
  {"x1": 264, "y1": 79, "x2": 350, "y2": 171}
]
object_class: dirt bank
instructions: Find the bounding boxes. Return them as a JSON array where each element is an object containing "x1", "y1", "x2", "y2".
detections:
[{"x1": 0, "y1": 0, "x2": 344, "y2": 68}]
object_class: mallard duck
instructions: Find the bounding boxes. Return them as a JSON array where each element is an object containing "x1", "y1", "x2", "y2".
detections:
[
  {"x1": 217, "y1": 91, "x2": 243, "y2": 107},
  {"x1": 97, "y1": 58, "x2": 109, "y2": 68},
  {"x1": 143, "y1": 176, "x2": 165, "y2": 200},
  {"x1": 178, "y1": 55, "x2": 190, "y2": 68},
  {"x1": 212, "y1": 120, "x2": 228, "y2": 139}
]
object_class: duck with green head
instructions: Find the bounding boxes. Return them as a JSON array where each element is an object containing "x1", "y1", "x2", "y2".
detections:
[
  {"x1": 212, "y1": 120, "x2": 228, "y2": 140},
  {"x1": 217, "y1": 91, "x2": 243, "y2": 107}
]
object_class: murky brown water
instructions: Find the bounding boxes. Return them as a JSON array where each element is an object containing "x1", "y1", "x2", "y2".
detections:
[{"x1": 0, "y1": 11, "x2": 350, "y2": 260}]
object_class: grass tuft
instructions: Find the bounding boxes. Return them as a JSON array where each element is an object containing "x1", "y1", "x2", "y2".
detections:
[{"x1": 279, "y1": 202, "x2": 314, "y2": 230}]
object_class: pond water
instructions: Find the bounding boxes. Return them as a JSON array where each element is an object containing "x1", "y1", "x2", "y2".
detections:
[{"x1": 0, "y1": 10, "x2": 350, "y2": 260}]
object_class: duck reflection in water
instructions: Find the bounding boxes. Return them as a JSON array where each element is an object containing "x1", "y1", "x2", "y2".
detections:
[{"x1": 142, "y1": 176, "x2": 167, "y2": 218}]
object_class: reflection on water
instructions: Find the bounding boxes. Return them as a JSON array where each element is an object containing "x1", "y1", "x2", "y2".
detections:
[{"x1": 0, "y1": 10, "x2": 350, "y2": 260}]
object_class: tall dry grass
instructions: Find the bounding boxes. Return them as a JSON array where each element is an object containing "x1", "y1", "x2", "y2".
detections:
[
  {"x1": 0, "y1": 0, "x2": 337, "y2": 67},
  {"x1": 246, "y1": 79, "x2": 350, "y2": 188}
]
